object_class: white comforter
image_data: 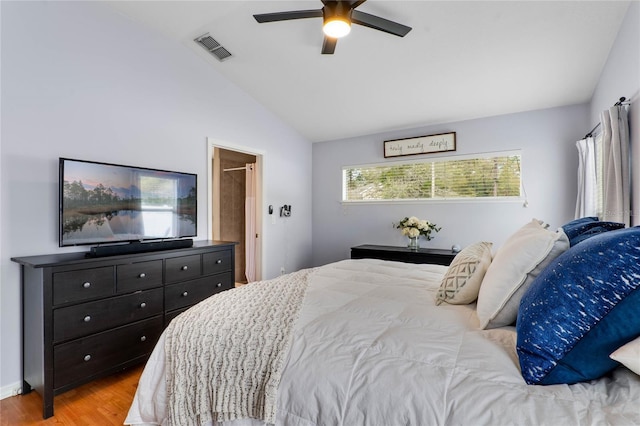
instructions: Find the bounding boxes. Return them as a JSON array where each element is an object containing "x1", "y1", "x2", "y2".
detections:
[{"x1": 126, "y1": 259, "x2": 640, "y2": 425}]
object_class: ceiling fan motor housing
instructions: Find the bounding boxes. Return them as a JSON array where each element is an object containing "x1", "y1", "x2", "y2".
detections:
[{"x1": 323, "y1": 2, "x2": 353, "y2": 25}]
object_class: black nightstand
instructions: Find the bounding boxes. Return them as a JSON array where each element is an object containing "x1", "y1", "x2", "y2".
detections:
[{"x1": 351, "y1": 244, "x2": 456, "y2": 266}]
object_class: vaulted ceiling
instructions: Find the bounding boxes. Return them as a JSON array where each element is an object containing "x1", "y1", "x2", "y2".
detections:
[{"x1": 107, "y1": 1, "x2": 631, "y2": 142}]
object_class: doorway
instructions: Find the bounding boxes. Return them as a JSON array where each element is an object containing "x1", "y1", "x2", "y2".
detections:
[{"x1": 208, "y1": 140, "x2": 263, "y2": 284}]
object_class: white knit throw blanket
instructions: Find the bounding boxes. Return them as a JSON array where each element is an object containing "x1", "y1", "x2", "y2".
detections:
[{"x1": 164, "y1": 268, "x2": 314, "y2": 426}]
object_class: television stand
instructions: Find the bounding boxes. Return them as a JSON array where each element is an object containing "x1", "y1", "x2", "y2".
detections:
[{"x1": 87, "y1": 239, "x2": 194, "y2": 258}]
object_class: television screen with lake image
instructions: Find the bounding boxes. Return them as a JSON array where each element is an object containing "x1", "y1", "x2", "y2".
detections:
[{"x1": 59, "y1": 158, "x2": 197, "y2": 247}]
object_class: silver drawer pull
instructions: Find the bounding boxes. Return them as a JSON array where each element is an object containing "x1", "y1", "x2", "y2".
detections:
[
  {"x1": 84, "y1": 354, "x2": 91, "y2": 362},
  {"x1": 182, "y1": 291, "x2": 188, "y2": 297},
  {"x1": 140, "y1": 336, "x2": 147, "y2": 342},
  {"x1": 216, "y1": 283, "x2": 222, "y2": 288},
  {"x1": 140, "y1": 302, "x2": 147, "y2": 308},
  {"x1": 83, "y1": 282, "x2": 91, "y2": 289},
  {"x1": 216, "y1": 259, "x2": 222, "y2": 264},
  {"x1": 83, "y1": 315, "x2": 91, "y2": 322},
  {"x1": 181, "y1": 266, "x2": 188, "y2": 271},
  {"x1": 139, "y1": 273, "x2": 146, "y2": 278}
]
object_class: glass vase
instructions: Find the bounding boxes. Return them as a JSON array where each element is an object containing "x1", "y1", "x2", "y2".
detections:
[{"x1": 407, "y1": 236, "x2": 420, "y2": 250}]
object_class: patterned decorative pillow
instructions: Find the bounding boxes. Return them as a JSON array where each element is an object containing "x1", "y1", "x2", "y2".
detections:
[
  {"x1": 435, "y1": 242, "x2": 493, "y2": 305},
  {"x1": 569, "y1": 222, "x2": 625, "y2": 245},
  {"x1": 560, "y1": 217, "x2": 624, "y2": 246},
  {"x1": 517, "y1": 227, "x2": 640, "y2": 385},
  {"x1": 476, "y1": 219, "x2": 569, "y2": 329},
  {"x1": 560, "y1": 216, "x2": 598, "y2": 241}
]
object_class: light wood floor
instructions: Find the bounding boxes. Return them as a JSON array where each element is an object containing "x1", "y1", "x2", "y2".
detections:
[{"x1": 0, "y1": 365, "x2": 144, "y2": 425}]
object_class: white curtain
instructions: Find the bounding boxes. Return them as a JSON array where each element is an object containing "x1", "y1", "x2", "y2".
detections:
[
  {"x1": 601, "y1": 105, "x2": 630, "y2": 226},
  {"x1": 245, "y1": 163, "x2": 257, "y2": 282},
  {"x1": 575, "y1": 136, "x2": 598, "y2": 218}
]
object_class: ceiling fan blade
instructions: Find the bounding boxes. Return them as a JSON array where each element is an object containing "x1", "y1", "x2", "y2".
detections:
[
  {"x1": 349, "y1": 0, "x2": 368, "y2": 9},
  {"x1": 321, "y1": 36, "x2": 337, "y2": 54},
  {"x1": 351, "y1": 10, "x2": 411, "y2": 37},
  {"x1": 253, "y1": 9, "x2": 323, "y2": 23}
]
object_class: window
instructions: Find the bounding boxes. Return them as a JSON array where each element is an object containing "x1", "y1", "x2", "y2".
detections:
[{"x1": 342, "y1": 151, "x2": 521, "y2": 202}]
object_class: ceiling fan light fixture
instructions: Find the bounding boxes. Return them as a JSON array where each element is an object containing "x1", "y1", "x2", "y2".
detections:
[
  {"x1": 253, "y1": 0, "x2": 412, "y2": 54},
  {"x1": 323, "y1": 17, "x2": 351, "y2": 38}
]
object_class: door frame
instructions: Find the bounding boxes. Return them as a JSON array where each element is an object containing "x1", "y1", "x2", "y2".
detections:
[{"x1": 207, "y1": 138, "x2": 264, "y2": 281}]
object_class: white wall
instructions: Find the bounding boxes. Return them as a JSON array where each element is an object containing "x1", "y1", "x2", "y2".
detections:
[
  {"x1": 312, "y1": 104, "x2": 589, "y2": 267},
  {"x1": 311, "y1": 2, "x2": 640, "y2": 267},
  {"x1": 0, "y1": 2, "x2": 312, "y2": 394},
  {"x1": 589, "y1": 1, "x2": 639, "y2": 226}
]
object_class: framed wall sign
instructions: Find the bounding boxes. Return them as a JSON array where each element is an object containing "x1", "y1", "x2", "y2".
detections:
[{"x1": 384, "y1": 132, "x2": 456, "y2": 158}]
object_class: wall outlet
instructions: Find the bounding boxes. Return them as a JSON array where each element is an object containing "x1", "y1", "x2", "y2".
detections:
[{"x1": 280, "y1": 267, "x2": 285, "y2": 276}]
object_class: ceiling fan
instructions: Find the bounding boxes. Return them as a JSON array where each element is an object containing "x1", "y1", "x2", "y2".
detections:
[{"x1": 253, "y1": 0, "x2": 412, "y2": 54}]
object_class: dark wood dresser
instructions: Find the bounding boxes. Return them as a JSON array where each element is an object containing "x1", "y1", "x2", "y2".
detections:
[
  {"x1": 11, "y1": 240, "x2": 235, "y2": 419},
  {"x1": 351, "y1": 244, "x2": 457, "y2": 266}
]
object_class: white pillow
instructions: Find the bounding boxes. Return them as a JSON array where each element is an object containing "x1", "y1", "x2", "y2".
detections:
[
  {"x1": 610, "y1": 337, "x2": 640, "y2": 375},
  {"x1": 476, "y1": 219, "x2": 570, "y2": 329},
  {"x1": 435, "y1": 242, "x2": 493, "y2": 305}
]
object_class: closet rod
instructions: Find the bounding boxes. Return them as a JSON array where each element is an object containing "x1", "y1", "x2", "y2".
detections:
[
  {"x1": 223, "y1": 166, "x2": 247, "y2": 172},
  {"x1": 584, "y1": 97, "x2": 630, "y2": 138}
]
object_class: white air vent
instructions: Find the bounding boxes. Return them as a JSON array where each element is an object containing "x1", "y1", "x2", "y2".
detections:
[{"x1": 194, "y1": 33, "x2": 232, "y2": 62}]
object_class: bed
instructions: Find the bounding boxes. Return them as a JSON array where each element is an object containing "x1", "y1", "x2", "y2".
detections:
[{"x1": 125, "y1": 218, "x2": 640, "y2": 425}]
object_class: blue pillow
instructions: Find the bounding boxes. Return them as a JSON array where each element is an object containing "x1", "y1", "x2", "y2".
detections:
[
  {"x1": 516, "y1": 226, "x2": 640, "y2": 385},
  {"x1": 560, "y1": 217, "x2": 624, "y2": 246},
  {"x1": 569, "y1": 222, "x2": 625, "y2": 245},
  {"x1": 560, "y1": 217, "x2": 598, "y2": 241}
]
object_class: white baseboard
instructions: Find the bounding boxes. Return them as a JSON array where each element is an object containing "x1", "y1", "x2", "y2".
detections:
[{"x1": 0, "y1": 381, "x2": 23, "y2": 400}]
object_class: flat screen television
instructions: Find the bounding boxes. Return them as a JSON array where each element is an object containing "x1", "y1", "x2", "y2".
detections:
[{"x1": 59, "y1": 158, "x2": 197, "y2": 248}]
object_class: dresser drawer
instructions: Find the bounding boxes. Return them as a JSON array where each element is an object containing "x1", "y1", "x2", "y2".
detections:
[
  {"x1": 53, "y1": 288, "x2": 163, "y2": 343},
  {"x1": 164, "y1": 272, "x2": 233, "y2": 312},
  {"x1": 53, "y1": 316, "x2": 163, "y2": 389},
  {"x1": 53, "y1": 267, "x2": 115, "y2": 306},
  {"x1": 165, "y1": 306, "x2": 189, "y2": 326},
  {"x1": 165, "y1": 254, "x2": 201, "y2": 284},
  {"x1": 202, "y1": 250, "x2": 232, "y2": 275},
  {"x1": 117, "y1": 260, "x2": 163, "y2": 293}
]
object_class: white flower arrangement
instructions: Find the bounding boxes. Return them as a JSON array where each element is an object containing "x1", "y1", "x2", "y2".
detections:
[{"x1": 395, "y1": 216, "x2": 441, "y2": 241}]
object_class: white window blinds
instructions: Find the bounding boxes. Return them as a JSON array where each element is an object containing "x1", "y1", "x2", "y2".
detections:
[{"x1": 343, "y1": 151, "x2": 521, "y2": 202}]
